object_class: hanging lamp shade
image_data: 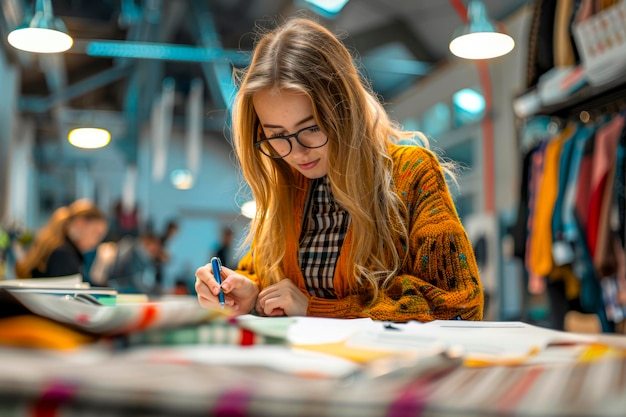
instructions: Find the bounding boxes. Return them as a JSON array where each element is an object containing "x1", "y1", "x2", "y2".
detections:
[
  {"x1": 449, "y1": 1, "x2": 515, "y2": 60},
  {"x1": 7, "y1": 0, "x2": 73, "y2": 53},
  {"x1": 68, "y1": 127, "x2": 111, "y2": 149}
]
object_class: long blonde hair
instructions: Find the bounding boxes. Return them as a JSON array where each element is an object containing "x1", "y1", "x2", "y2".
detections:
[
  {"x1": 233, "y1": 18, "x2": 433, "y2": 300},
  {"x1": 15, "y1": 199, "x2": 106, "y2": 278}
]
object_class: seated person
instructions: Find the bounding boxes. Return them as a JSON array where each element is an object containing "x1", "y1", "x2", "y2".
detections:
[
  {"x1": 105, "y1": 233, "x2": 162, "y2": 294},
  {"x1": 15, "y1": 199, "x2": 108, "y2": 279}
]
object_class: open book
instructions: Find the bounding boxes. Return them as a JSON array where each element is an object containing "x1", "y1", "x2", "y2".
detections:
[{"x1": 0, "y1": 289, "x2": 227, "y2": 336}]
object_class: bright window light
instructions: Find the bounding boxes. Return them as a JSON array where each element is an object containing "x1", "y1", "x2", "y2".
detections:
[{"x1": 453, "y1": 88, "x2": 486, "y2": 114}]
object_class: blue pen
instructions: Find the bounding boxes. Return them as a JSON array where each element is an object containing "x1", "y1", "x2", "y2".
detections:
[{"x1": 211, "y1": 256, "x2": 225, "y2": 308}]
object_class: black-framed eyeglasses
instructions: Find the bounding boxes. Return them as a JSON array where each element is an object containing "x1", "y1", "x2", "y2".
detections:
[{"x1": 254, "y1": 123, "x2": 329, "y2": 159}]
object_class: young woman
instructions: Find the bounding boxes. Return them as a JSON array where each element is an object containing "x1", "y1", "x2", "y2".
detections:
[
  {"x1": 15, "y1": 199, "x2": 108, "y2": 279},
  {"x1": 195, "y1": 18, "x2": 484, "y2": 321}
]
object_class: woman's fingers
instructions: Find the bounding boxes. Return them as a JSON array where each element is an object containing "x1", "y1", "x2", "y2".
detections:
[
  {"x1": 196, "y1": 265, "x2": 260, "y2": 314},
  {"x1": 256, "y1": 280, "x2": 309, "y2": 316},
  {"x1": 195, "y1": 264, "x2": 222, "y2": 307}
]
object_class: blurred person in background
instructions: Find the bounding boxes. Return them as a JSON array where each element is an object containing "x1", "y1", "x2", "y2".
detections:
[
  {"x1": 15, "y1": 199, "x2": 108, "y2": 279},
  {"x1": 212, "y1": 227, "x2": 235, "y2": 268},
  {"x1": 104, "y1": 232, "x2": 163, "y2": 295},
  {"x1": 154, "y1": 219, "x2": 179, "y2": 294}
]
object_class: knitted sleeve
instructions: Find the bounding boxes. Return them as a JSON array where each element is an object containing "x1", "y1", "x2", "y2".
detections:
[{"x1": 307, "y1": 146, "x2": 484, "y2": 322}]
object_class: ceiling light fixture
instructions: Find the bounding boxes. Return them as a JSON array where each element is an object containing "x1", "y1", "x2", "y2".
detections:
[
  {"x1": 170, "y1": 169, "x2": 194, "y2": 190},
  {"x1": 7, "y1": 0, "x2": 73, "y2": 53},
  {"x1": 68, "y1": 128, "x2": 111, "y2": 149},
  {"x1": 449, "y1": 1, "x2": 514, "y2": 60}
]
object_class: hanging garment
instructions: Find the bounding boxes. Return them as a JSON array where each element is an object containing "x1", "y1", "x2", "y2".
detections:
[
  {"x1": 568, "y1": 0, "x2": 583, "y2": 63},
  {"x1": 528, "y1": 124, "x2": 576, "y2": 278},
  {"x1": 526, "y1": 141, "x2": 549, "y2": 294},
  {"x1": 615, "y1": 115, "x2": 626, "y2": 248},
  {"x1": 562, "y1": 124, "x2": 597, "y2": 244},
  {"x1": 511, "y1": 149, "x2": 535, "y2": 260},
  {"x1": 587, "y1": 114, "x2": 624, "y2": 264},
  {"x1": 552, "y1": 124, "x2": 580, "y2": 267},
  {"x1": 527, "y1": 0, "x2": 559, "y2": 87},
  {"x1": 554, "y1": 0, "x2": 577, "y2": 67},
  {"x1": 572, "y1": 124, "x2": 611, "y2": 331},
  {"x1": 575, "y1": 0, "x2": 595, "y2": 21}
]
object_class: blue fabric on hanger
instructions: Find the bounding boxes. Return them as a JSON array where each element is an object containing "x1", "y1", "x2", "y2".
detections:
[
  {"x1": 562, "y1": 123, "x2": 597, "y2": 242},
  {"x1": 520, "y1": 116, "x2": 560, "y2": 152},
  {"x1": 551, "y1": 122, "x2": 580, "y2": 266}
]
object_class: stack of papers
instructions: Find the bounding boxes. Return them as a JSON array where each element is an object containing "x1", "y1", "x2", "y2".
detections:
[
  {"x1": 347, "y1": 320, "x2": 596, "y2": 365},
  {"x1": 0, "y1": 275, "x2": 117, "y2": 305},
  {"x1": 237, "y1": 316, "x2": 602, "y2": 366},
  {"x1": 0, "y1": 275, "x2": 86, "y2": 288},
  {"x1": 1, "y1": 289, "x2": 226, "y2": 336}
]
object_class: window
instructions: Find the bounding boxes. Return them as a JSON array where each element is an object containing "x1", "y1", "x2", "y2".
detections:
[{"x1": 452, "y1": 88, "x2": 485, "y2": 128}]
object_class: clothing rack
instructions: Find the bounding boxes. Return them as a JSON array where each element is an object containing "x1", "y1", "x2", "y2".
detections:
[
  {"x1": 511, "y1": 72, "x2": 626, "y2": 334},
  {"x1": 516, "y1": 77, "x2": 626, "y2": 152},
  {"x1": 534, "y1": 77, "x2": 626, "y2": 119}
]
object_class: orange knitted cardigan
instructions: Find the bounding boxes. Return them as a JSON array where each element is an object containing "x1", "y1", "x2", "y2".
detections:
[{"x1": 237, "y1": 143, "x2": 484, "y2": 322}]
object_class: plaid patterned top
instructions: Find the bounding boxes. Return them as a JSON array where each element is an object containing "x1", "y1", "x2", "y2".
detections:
[
  {"x1": 299, "y1": 176, "x2": 350, "y2": 298},
  {"x1": 238, "y1": 144, "x2": 484, "y2": 322}
]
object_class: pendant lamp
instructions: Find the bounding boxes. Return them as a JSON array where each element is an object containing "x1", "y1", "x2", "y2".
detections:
[
  {"x1": 8, "y1": 0, "x2": 73, "y2": 53},
  {"x1": 449, "y1": 1, "x2": 515, "y2": 60},
  {"x1": 68, "y1": 127, "x2": 111, "y2": 149}
]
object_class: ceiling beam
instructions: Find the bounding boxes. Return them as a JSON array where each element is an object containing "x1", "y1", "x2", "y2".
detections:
[
  {"x1": 120, "y1": 0, "x2": 166, "y2": 165},
  {"x1": 348, "y1": 17, "x2": 436, "y2": 63},
  {"x1": 189, "y1": 0, "x2": 238, "y2": 112},
  {"x1": 69, "y1": 40, "x2": 249, "y2": 65}
]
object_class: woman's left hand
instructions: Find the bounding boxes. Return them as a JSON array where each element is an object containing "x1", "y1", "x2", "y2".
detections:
[{"x1": 256, "y1": 279, "x2": 310, "y2": 317}]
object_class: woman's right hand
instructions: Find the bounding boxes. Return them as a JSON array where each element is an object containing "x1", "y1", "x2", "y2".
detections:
[{"x1": 195, "y1": 264, "x2": 259, "y2": 314}]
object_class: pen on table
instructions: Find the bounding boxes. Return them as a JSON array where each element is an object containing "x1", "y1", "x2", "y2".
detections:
[{"x1": 211, "y1": 256, "x2": 225, "y2": 309}]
